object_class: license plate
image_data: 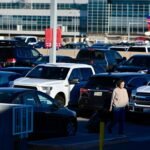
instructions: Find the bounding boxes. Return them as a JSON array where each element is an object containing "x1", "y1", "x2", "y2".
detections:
[{"x1": 94, "y1": 92, "x2": 102, "y2": 96}]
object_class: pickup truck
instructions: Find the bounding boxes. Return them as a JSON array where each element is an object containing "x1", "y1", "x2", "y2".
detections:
[
  {"x1": 129, "y1": 83, "x2": 150, "y2": 113},
  {"x1": 13, "y1": 63, "x2": 95, "y2": 107}
]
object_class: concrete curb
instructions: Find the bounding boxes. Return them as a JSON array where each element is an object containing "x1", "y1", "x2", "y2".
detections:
[{"x1": 28, "y1": 136, "x2": 129, "y2": 150}]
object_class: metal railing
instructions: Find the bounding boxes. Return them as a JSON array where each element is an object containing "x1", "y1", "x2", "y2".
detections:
[{"x1": 12, "y1": 105, "x2": 33, "y2": 139}]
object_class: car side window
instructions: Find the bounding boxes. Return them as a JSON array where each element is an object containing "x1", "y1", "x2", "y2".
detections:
[
  {"x1": 31, "y1": 49, "x2": 40, "y2": 57},
  {"x1": 69, "y1": 68, "x2": 82, "y2": 81},
  {"x1": 17, "y1": 48, "x2": 32, "y2": 58},
  {"x1": 80, "y1": 68, "x2": 93, "y2": 81},
  {"x1": 128, "y1": 47, "x2": 145, "y2": 52},
  {"x1": 37, "y1": 92, "x2": 53, "y2": 106},
  {"x1": 22, "y1": 92, "x2": 37, "y2": 105}
]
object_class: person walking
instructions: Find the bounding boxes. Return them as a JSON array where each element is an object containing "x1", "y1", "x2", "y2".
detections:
[{"x1": 107, "y1": 79, "x2": 129, "y2": 135}]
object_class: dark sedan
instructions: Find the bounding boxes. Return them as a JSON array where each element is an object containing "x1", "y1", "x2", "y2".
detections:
[
  {"x1": 0, "y1": 71, "x2": 22, "y2": 87},
  {"x1": 0, "y1": 88, "x2": 77, "y2": 139},
  {"x1": 0, "y1": 67, "x2": 32, "y2": 76},
  {"x1": 115, "y1": 54, "x2": 150, "y2": 72}
]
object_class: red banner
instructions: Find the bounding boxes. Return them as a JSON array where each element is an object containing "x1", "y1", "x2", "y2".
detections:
[
  {"x1": 45, "y1": 28, "x2": 53, "y2": 48},
  {"x1": 45, "y1": 27, "x2": 62, "y2": 48}
]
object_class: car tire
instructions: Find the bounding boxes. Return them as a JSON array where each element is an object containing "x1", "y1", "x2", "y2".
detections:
[
  {"x1": 55, "y1": 95, "x2": 65, "y2": 106},
  {"x1": 65, "y1": 119, "x2": 77, "y2": 136}
]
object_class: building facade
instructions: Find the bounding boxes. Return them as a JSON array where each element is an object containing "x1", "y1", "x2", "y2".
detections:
[
  {"x1": 0, "y1": 0, "x2": 88, "y2": 38},
  {"x1": 88, "y1": 0, "x2": 150, "y2": 35},
  {"x1": 0, "y1": 0, "x2": 150, "y2": 38}
]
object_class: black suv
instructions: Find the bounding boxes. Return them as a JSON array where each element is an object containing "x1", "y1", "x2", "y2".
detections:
[
  {"x1": 76, "y1": 48, "x2": 126, "y2": 72},
  {"x1": 78, "y1": 72, "x2": 150, "y2": 114},
  {"x1": 0, "y1": 40, "x2": 42, "y2": 67}
]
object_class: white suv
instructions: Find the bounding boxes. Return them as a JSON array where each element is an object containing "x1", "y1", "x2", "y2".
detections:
[
  {"x1": 13, "y1": 63, "x2": 95, "y2": 106},
  {"x1": 14, "y1": 36, "x2": 38, "y2": 46}
]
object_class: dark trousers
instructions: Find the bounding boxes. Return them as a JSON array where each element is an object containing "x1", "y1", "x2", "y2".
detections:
[{"x1": 108, "y1": 107, "x2": 125, "y2": 134}]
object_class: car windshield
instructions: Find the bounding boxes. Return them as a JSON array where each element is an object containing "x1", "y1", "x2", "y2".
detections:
[
  {"x1": 124, "y1": 56, "x2": 150, "y2": 67},
  {"x1": 26, "y1": 66, "x2": 69, "y2": 80}
]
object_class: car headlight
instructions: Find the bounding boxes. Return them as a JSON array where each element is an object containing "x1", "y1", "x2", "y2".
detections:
[
  {"x1": 41, "y1": 86, "x2": 52, "y2": 94},
  {"x1": 138, "y1": 70, "x2": 148, "y2": 74}
]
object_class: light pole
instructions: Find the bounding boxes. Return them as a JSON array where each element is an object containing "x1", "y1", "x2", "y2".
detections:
[
  {"x1": 50, "y1": 0, "x2": 57, "y2": 63},
  {"x1": 127, "y1": 22, "x2": 130, "y2": 42}
]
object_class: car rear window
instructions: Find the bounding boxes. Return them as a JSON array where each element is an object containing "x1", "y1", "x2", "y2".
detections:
[
  {"x1": 77, "y1": 50, "x2": 105, "y2": 60},
  {"x1": 86, "y1": 76, "x2": 119, "y2": 88},
  {"x1": 86, "y1": 75, "x2": 136, "y2": 89}
]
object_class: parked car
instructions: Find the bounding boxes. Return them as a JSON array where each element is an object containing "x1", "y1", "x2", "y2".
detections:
[
  {"x1": 76, "y1": 48, "x2": 126, "y2": 72},
  {"x1": 129, "y1": 82, "x2": 150, "y2": 114},
  {"x1": 127, "y1": 45, "x2": 150, "y2": 53},
  {"x1": 78, "y1": 72, "x2": 148, "y2": 115},
  {"x1": 0, "y1": 87, "x2": 77, "y2": 139},
  {"x1": 110, "y1": 45, "x2": 129, "y2": 51},
  {"x1": 0, "y1": 67, "x2": 32, "y2": 76},
  {"x1": 115, "y1": 54, "x2": 150, "y2": 72},
  {"x1": 14, "y1": 36, "x2": 38, "y2": 46},
  {"x1": 91, "y1": 43, "x2": 112, "y2": 49},
  {"x1": 33, "y1": 41, "x2": 45, "y2": 49},
  {"x1": 13, "y1": 63, "x2": 95, "y2": 108},
  {"x1": 0, "y1": 39, "x2": 42, "y2": 67},
  {"x1": 32, "y1": 55, "x2": 76, "y2": 66},
  {"x1": 0, "y1": 71, "x2": 22, "y2": 87},
  {"x1": 63, "y1": 42, "x2": 88, "y2": 49},
  {"x1": 124, "y1": 45, "x2": 150, "y2": 59}
]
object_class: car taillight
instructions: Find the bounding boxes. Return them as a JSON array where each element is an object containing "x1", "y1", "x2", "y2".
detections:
[
  {"x1": 80, "y1": 88, "x2": 89, "y2": 94},
  {"x1": 7, "y1": 58, "x2": 16, "y2": 63}
]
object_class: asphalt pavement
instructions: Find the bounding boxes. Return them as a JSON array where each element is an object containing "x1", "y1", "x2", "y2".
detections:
[
  {"x1": 28, "y1": 120, "x2": 128, "y2": 150},
  {"x1": 27, "y1": 117, "x2": 150, "y2": 150}
]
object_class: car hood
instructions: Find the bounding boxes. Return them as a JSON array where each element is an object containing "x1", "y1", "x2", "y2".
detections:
[
  {"x1": 137, "y1": 86, "x2": 150, "y2": 93},
  {"x1": 116, "y1": 65, "x2": 147, "y2": 72},
  {"x1": 13, "y1": 77, "x2": 65, "y2": 86}
]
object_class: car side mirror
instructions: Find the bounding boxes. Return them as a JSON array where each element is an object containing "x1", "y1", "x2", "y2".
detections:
[{"x1": 69, "y1": 78, "x2": 79, "y2": 84}]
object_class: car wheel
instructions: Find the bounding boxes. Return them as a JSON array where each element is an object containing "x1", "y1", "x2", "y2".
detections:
[
  {"x1": 55, "y1": 95, "x2": 65, "y2": 106},
  {"x1": 65, "y1": 119, "x2": 77, "y2": 136}
]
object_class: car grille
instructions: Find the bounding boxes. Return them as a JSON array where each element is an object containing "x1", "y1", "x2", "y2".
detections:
[
  {"x1": 135, "y1": 93, "x2": 150, "y2": 105},
  {"x1": 136, "y1": 92, "x2": 150, "y2": 96},
  {"x1": 14, "y1": 85, "x2": 37, "y2": 90}
]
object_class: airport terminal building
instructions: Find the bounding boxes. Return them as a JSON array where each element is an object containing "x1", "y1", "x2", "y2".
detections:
[{"x1": 0, "y1": 0, "x2": 150, "y2": 38}]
